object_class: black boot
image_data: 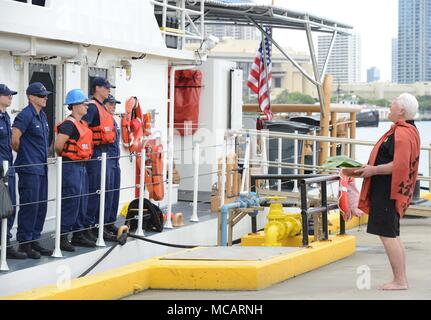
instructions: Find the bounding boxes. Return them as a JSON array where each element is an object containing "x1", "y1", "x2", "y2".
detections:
[
  {"x1": 83, "y1": 229, "x2": 97, "y2": 243},
  {"x1": 71, "y1": 232, "x2": 96, "y2": 248},
  {"x1": 60, "y1": 235, "x2": 75, "y2": 252},
  {"x1": 18, "y1": 243, "x2": 41, "y2": 259},
  {"x1": 31, "y1": 241, "x2": 53, "y2": 256},
  {"x1": 6, "y1": 245, "x2": 27, "y2": 260},
  {"x1": 106, "y1": 224, "x2": 118, "y2": 235},
  {"x1": 103, "y1": 230, "x2": 118, "y2": 242}
]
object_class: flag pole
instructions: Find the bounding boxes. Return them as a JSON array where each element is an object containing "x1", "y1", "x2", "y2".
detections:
[{"x1": 261, "y1": 27, "x2": 272, "y2": 119}]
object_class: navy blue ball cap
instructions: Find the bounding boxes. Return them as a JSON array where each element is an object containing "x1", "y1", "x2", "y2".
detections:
[
  {"x1": 26, "y1": 82, "x2": 52, "y2": 96},
  {"x1": 103, "y1": 94, "x2": 121, "y2": 104},
  {"x1": 0, "y1": 84, "x2": 18, "y2": 96},
  {"x1": 92, "y1": 77, "x2": 116, "y2": 89}
]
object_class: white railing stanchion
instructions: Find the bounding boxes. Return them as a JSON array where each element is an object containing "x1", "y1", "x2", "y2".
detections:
[
  {"x1": 191, "y1": 143, "x2": 200, "y2": 222},
  {"x1": 96, "y1": 153, "x2": 107, "y2": 247},
  {"x1": 220, "y1": 142, "x2": 226, "y2": 209},
  {"x1": 52, "y1": 157, "x2": 63, "y2": 258},
  {"x1": 429, "y1": 147, "x2": 431, "y2": 193},
  {"x1": 278, "y1": 138, "x2": 282, "y2": 192},
  {"x1": 1, "y1": 161, "x2": 10, "y2": 271},
  {"x1": 313, "y1": 131, "x2": 317, "y2": 174},
  {"x1": 136, "y1": 152, "x2": 146, "y2": 236},
  {"x1": 240, "y1": 137, "x2": 251, "y2": 192},
  {"x1": 293, "y1": 131, "x2": 299, "y2": 192}
]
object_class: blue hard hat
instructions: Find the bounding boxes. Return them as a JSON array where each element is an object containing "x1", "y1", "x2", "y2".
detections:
[{"x1": 64, "y1": 89, "x2": 89, "y2": 106}]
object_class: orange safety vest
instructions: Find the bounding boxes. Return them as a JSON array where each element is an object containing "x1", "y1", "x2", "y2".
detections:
[
  {"x1": 57, "y1": 117, "x2": 94, "y2": 161},
  {"x1": 89, "y1": 99, "x2": 116, "y2": 146}
]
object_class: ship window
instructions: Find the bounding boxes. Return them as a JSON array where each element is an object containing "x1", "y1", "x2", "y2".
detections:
[{"x1": 13, "y1": 0, "x2": 46, "y2": 6}]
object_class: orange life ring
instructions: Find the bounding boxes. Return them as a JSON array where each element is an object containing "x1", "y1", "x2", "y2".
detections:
[{"x1": 121, "y1": 96, "x2": 144, "y2": 153}]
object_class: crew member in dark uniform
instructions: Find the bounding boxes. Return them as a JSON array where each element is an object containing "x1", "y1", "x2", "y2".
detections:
[
  {"x1": 12, "y1": 82, "x2": 53, "y2": 259},
  {"x1": 82, "y1": 77, "x2": 117, "y2": 242},
  {"x1": 0, "y1": 84, "x2": 26, "y2": 259},
  {"x1": 104, "y1": 95, "x2": 121, "y2": 236}
]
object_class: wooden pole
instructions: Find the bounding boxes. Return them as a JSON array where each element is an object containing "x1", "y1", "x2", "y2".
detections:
[
  {"x1": 350, "y1": 112, "x2": 357, "y2": 159},
  {"x1": 330, "y1": 111, "x2": 338, "y2": 156},
  {"x1": 319, "y1": 74, "x2": 332, "y2": 165}
]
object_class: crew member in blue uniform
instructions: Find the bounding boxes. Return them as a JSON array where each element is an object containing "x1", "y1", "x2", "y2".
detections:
[
  {"x1": 82, "y1": 77, "x2": 117, "y2": 242},
  {"x1": 12, "y1": 82, "x2": 53, "y2": 259},
  {"x1": 104, "y1": 95, "x2": 121, "y2": 236},
  {"x1": 0, "y1": 84, "x2": 26, "y2": 259},
  {"x1": 55, "y1": 89, "x2": 96, "y2": 251}
]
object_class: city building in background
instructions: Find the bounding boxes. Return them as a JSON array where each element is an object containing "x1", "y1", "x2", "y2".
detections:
[
  {"x1": 187, "y1": 38, "x2": 317, "y2": 100},
  {"x1": 336, "y1": 81, "x2": 431, "y2": 100},
  {"x1": 317, "y1": 34, "x2": 362, "y2": 84},
  {"x1": 397, "y1": 0, "x2": 431, "y2": 83},
  {"x1": 367, "y1": 67, "x2": 381, "y2": 83},
  {"x1": 392, "y1": 38, "x2": 398, "y2": 83},
  {"x1": 204, "y1": 24, "x2": 259, "y2": 40}
]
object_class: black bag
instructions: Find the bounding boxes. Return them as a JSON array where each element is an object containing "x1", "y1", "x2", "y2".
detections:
[
  {"x1": 125, "y1": 198, "x2": 164, "y2": 233},
  {"x1": 0, "y1": 175, "x2": 13, "y2": 219}
]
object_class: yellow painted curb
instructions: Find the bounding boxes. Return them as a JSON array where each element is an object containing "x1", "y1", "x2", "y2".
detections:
[
  {"x1": 4, "y1": 236, "x2": 355, "y2": 299},
  {"x1": 149, "y1": 235, "x2": 355, "y2": 291},
  {"x1": 3, "y1": 261, "x2": 153, "y2": 300}
]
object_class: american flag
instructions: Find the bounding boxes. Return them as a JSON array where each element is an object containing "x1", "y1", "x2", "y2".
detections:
[{"x1": 247, "y1": 27, "x2": 273, "y2": 121}]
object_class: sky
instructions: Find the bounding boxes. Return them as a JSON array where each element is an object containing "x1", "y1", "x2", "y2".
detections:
[{"x1": 255, "y1": 0, "x2": 398, "y2": 82}]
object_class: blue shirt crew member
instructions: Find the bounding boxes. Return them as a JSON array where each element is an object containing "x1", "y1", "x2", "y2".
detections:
[
  {"x1": 104, "y1": 95, "x2": 121, "y2": 234},
  {"x1": 55, "y1": 89, "x2": 96, "y2": 252},
  {"x1": 0, "y1": 84, "x2": 26, "y2": 260},
  {"x1": 82, "y1": 77, "x2": 117, "y2": 242},
  {"x1": 12, "y1": 82, "x2": 53, "y2": 259}
]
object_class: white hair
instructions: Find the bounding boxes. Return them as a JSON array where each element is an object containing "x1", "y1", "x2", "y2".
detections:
[{"x1": 396, "y1": 93, "x2": 419, "y2": 120}]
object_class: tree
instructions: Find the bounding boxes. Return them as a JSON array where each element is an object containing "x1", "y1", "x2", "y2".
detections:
[{"x1": 273, "y1": 90, "x2": 317, "y2": 104}]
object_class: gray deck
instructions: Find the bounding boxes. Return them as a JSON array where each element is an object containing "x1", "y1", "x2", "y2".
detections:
[
  {"x1": 160, "y1": 246, "x2": 299, "y2": 261},
  {"x1": 1, "y1": 199, "x2": 214, "y2": 275}
]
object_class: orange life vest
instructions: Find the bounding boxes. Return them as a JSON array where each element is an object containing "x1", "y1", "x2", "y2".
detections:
[
  {"x1": 134, "y1": 141, "x2": 164, "y2": 201},
  {"x1": 57, "y1": 117, "x2": 94, "y2": 161},
  {"x1": 89, "y1": 99, "x2": 116, "y2": 146}
]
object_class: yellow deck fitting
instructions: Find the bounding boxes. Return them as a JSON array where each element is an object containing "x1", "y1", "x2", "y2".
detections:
[
  {"x1": 241, "y1": 211, "x2": 367, "y2": 247},
  {"x1": 4, "y1": 235, "x2": 355, "y2": 299}
]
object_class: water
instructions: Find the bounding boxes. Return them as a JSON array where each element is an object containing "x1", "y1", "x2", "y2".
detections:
[{"x1": 356, "y1": 121, "x2": 431, "y2": 184}]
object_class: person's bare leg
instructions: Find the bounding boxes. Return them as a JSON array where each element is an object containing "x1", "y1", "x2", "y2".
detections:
[
  {"x1": 378, "y1": 236, "x2": 408, "y2": 290},
  {"x1": 397, "y1": 236, "x2": 408, "y2": 287}
]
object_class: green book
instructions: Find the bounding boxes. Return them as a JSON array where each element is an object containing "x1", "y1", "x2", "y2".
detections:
[{"x1": 321, "y1": 155, "x2": 363, "y2": 169}]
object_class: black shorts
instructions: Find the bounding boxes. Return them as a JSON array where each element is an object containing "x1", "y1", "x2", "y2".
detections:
[{"x1": 367, "y1": 198, "x2": 400, "y2": 238}]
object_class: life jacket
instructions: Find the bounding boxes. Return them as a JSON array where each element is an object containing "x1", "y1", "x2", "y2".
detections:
[
  {"x1": 56, "y1": 117, "x2": 93, "y2": 161},
  {"x1": 134, "y1": 140, "x2": 164, "y2": 201},
  {"x1": 149, "y1": 144, "x2": 164, "y2": 201},
  {"x1": 89, "y1": 99, "x2": 116, "y2": 146}
]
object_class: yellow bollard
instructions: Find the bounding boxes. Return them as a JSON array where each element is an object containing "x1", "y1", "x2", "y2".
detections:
[{"x1": 263, "y1": 198, "x2": 302, "y2": 246}]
